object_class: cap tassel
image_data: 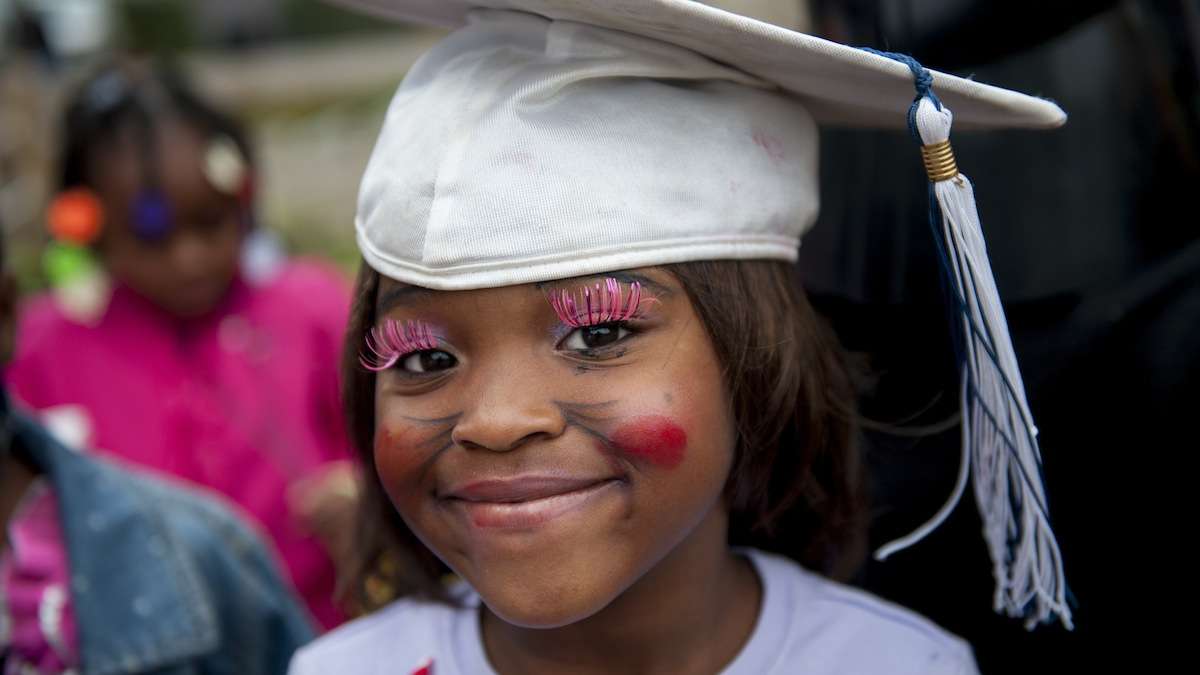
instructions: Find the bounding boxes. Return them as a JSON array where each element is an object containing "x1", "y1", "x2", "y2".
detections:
[{"x1": 864, "y1": 52, "x2": 1072, "y2": 630}]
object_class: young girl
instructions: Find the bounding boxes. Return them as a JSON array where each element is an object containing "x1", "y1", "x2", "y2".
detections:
[
  {"x1": 5, "y1": 63, "x2": 354, "y2": 629},
  {"x1": 0, "y1": 231, "x2": 314, "y2": 674},
  {"x1": 291, "y1": 1, "x2": 1070, "y2": 672}
]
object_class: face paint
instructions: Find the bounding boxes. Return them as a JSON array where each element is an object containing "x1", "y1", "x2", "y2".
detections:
[
  {"x1": 374, "y1": 426, "x2": 431, "y2": 493},
  {"x1": 607, "y1": 415, "x2": 688, "y2": 469},
  {"x1": 373, "y1": 427, "x2": 398, "y2": 457},
  {"x1": 375, "y1": 413, "x2": 461, "y2": 483}
]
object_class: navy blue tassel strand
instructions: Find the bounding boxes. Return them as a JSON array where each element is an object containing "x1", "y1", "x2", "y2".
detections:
[{"x1": 861, "y1": 49, "x2": 1072, "y2": 630}]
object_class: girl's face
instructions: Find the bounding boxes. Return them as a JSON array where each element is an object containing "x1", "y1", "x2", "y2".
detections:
[
  {"x1": 93, "y1": 122, "x2": 243, "y2": 318},
  {"x1": 371, "y1": 268, "x2": 737, "y2": 627}
]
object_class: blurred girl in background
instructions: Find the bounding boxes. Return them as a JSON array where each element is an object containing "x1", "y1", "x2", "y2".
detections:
[
  {"x1": 0, "y1": 225, "x2": 314, "y2": 673},
  {"x1": 4, "y1": 62, "x2": 355, "y2": 629}
]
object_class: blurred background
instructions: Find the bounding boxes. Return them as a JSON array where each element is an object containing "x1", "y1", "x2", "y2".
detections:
[
  {"x1": 0, "y1": 0, "x2": 447, "y2": 291},
  {"x1": 0, "y1": 0, "x2": 806, "y2": 294},
  {"x1": 2, "y1": 0, "x2": 1195, "y2": 672}
]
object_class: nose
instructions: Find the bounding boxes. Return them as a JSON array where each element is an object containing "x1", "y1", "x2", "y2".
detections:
[
  {"x1": 168, "y1": 230, "x2": 213, "y2": 277},
  {"x1": 451, "y1": 356, "x2": 565, "y2": 453}
]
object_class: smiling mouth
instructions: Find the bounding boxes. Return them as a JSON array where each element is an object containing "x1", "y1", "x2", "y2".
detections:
[{"x1": 443, "y1": 477, "x2": 623, "y2": 530}]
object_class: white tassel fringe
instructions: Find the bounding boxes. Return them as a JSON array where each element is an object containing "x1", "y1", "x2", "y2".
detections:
[{"x1": 875, "y1": 97, "x2": 1072, "y2": 630}]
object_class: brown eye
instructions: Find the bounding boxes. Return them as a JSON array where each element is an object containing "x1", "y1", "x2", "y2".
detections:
[
  {"x1": 563, "y1": 324, "x2": 630, "y2": 351},
  {"x1": 399, "y1": 350, "x2": 457, "y2": 373}
]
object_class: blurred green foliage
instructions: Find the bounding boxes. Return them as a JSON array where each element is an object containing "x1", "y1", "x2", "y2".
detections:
[
  {"x1": 117, "y1": 0, "x2": 195, "y2": 53},
  {"x1": 117, "y1": 0, "x2": 399, "y2": 54},
  {"x1": 280, "y1": 0, "x2": 397, "y2": 40}
]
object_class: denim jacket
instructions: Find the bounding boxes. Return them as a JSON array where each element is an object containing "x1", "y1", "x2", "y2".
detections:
[{"x1": 10, "y1": 408, "x2": 315, "y2": 674}]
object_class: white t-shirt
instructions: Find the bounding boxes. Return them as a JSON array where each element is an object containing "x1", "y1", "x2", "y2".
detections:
[{"x1": 289, "y1": 549, "x2": 978, "y2": 674}]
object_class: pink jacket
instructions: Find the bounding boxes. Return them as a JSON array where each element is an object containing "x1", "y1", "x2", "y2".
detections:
[{"x1": 6, "y1": 261, "x2": 354, "y2": 629}]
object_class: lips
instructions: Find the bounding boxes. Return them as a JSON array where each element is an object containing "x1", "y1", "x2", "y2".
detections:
[
  {"x1": 444, "y1": 476, "x2": 612, "y2": 502},
  {"x1": 442, "y1": 476, "x2": 622, "y2": 529}
]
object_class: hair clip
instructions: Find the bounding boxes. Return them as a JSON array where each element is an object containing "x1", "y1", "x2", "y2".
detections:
[
  {"x1": 204, "y1": 134, "x2": 249, "y2": 197},
  {"x1": 47, "y1": 189, "x2": 104, "y2": 246}
]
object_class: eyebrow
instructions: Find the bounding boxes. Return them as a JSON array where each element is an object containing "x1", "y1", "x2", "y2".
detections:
[
  {"x1": 375, "y1": 284, "x2": 433, "y2": 315},
  {"x1": 536, "y1": 271, "x2": 674, "y2": 297}
]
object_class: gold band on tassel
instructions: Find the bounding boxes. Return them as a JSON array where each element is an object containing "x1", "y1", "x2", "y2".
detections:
[{"x1": 921, "y1": 140, "x2": 959, "y2": 182}]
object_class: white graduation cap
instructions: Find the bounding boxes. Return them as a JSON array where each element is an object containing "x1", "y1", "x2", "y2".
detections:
[{"x1": 333, "y1": 0, "x2": 1071, "y2": 629}]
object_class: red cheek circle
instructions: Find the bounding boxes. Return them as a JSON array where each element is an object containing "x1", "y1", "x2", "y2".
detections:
[
  {"x1": 373, "y1": 428, "x2": 401, "y2": 457},
  {"x1": 608, "y1": 415, "x2": 688, "y2": 469},
  {"x1": 373, "y1": 427, "x2": 425, "y2": 474},
  {"x1": 373, "y1": 430, "x2": 388, "y2": 456}
]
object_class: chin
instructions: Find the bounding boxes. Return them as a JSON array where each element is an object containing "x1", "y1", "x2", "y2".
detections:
[
  {"x1": 160, "y1": 289, "x2": 225, "y2": 319},
  {"x1": 466, "y1": 554, "x2": 641, "y2": 629},
  {"x1": 480, "y1": 584, "x2": 616, "y2": 629}
]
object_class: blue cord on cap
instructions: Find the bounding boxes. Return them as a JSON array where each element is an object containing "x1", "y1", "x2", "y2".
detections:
[{"x1": 858, "y1": 48, "x2": 943, "y2": 140}]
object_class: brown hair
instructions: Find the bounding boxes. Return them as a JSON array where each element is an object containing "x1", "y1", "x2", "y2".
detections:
[{"x1": 339, "y1": 260, "x2": 866, "y2": 611}]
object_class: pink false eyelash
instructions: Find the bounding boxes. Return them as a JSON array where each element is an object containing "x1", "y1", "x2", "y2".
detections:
[
  {"x1": 548, "y1": 278, "x2": 644, "y2": 328},
  {"x1": 360, "y1": 319, "x2": 439, "y2": 371}
]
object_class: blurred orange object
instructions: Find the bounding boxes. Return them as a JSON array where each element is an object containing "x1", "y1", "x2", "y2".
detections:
[{"x1": 47, "y1": 189, "x2": 103, "y2": 245}]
